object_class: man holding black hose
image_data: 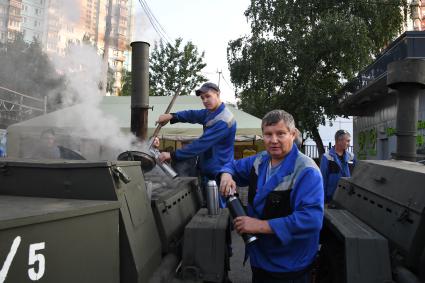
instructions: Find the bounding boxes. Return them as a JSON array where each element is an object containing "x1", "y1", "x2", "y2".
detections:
[{"x1": 219, "y1": 110, "x2": 324, "y2": 283}]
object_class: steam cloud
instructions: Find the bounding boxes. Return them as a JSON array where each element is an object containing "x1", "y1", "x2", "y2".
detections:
[
  {"x1": 56, "y1": 0, "x2": 81, "y2": 23},
  {"x1": 133, "y1": 7, "x2": 159, "y2": 43},
  {"x1": 48, "y1": 44, "x2": 142, "y2": 159}
]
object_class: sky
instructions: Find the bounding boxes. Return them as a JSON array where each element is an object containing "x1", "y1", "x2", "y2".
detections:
[
  {"x1": 131, "y1": 0, "x2": 353, "y2": 146},
  {"x1": 133, "y1": 0, "x2": 251, "y2": 103}
]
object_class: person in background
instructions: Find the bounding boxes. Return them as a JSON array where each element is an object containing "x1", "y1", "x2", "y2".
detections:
[
  {"x1": 144, "y1": 135, "x2": 168, "y2": 178},
  {"x1": 0, "y1": 131, "x2": 6, "y2": 157},
  {"x1": 156, "y1": 82, "x2": 237, "y2": 207},
  {"x1": 320, "y1": 129, "x2": 356, "y2": 203},
  {"x1": 294, "y1": 128, "x2": 302, "y2": 149},
  {"x1": 31, "y1": 129, "x2": 61, "y2": 159},
  {"x1": 220, "y1": 110, "x2": 324, "y2": 283},
  {"x1": 151, "y1": 136, "x2": 160, "y2": 149}
]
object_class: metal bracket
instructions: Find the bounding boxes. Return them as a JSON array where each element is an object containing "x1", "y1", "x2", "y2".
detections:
[
  {"x1": 112, "y1": 166, "x2": 131, "y2": 184},
  {"x1": 0, "y1": 163, "x2": 10, "y2": 176},
  {"x1": 397, "y1": 208, "x2": 412, "y2": 224}
]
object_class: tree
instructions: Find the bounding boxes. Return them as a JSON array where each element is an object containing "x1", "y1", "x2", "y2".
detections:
[
  {"x1": 120, "y1": 69, "x2": 131, "y2": 96},
  {"x1": 228, "y1": 0, "x2": 408, "y2": 154},
  {"x1": 0, "y1": 34, "x2": 65, "y2": 114},
  {"x1": 150, "y1": 38, "x2": 207, "y2": 96}
]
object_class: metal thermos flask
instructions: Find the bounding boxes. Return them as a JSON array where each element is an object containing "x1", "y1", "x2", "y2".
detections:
[
  {"x1": 206, "y1": 180, "x2": 220, "y2": 215},
  {"x1": 227, "y1": 195, "x2": 257, "y2": 244},
  {"x1": 150, "y1": 148, "x2": 178, "y2": 179}
]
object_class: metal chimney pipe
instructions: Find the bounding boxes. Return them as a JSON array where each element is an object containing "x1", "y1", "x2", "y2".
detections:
[
  {"x1": 387, "y1": 59, "x2": 425, "y2": 162},
  {"x1": 130, "y1": 41, "x2": 150, "y2": 141}
]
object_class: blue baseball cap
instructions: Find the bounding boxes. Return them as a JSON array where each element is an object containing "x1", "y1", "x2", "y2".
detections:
[{"x1": 195, "y1": 82, "x2": 220, "y2": 96}]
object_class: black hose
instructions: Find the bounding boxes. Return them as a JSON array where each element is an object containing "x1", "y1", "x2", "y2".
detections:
[{"x1": 394, "y1": 266, "x2": 421, "y2": 283}]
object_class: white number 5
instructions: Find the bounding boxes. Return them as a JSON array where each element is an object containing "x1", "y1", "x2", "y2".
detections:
[{"x1": 28, "y1": 243, "x2": 45, "y2": 281}]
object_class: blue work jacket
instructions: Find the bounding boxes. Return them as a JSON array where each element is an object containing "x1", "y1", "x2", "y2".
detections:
[
  {"x1": 320, "y1": 148, "x2": 356, "y2": 203},
  {"x1": 221, "y1": 144, "x2": 324, "y2": 273},
  {"x1": 171, "y1": 103, "x2": 237, "y2": 179}
]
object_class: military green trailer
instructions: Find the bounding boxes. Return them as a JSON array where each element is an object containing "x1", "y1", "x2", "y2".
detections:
[{"x1": 319, "y1": 32, "x2": 425, "y2": 283}]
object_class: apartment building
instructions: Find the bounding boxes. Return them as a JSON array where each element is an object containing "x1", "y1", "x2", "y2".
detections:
[
  {"x1": 21, "y1": 0, "x2": 44, "y2": 42},
  {"x1": 410, "y1": 0, "x2": 425, "y2": 30},
  {"x1": 0, "y1": 0, "x2": 22, "y2": 42},
  {"x1": 0, "y1": 0, "x2": 135, "y2": 95}
]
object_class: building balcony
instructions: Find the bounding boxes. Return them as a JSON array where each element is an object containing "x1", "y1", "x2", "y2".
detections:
[
  {"x1": 339, "y1": 31, "x2": 425, "y2": 114},
  {"x1": 113, "y1": 54, "x2": 125, "y2": 61},
  {"x1": 9, "y1": 0, "x2": 22, "y2": 9},
  {"x1": 8, "y1": 14, "x2": 21, "y2": 21}
]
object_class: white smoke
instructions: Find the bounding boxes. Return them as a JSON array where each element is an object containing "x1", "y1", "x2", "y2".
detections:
[
  {"x1": 49, "y1": 44, "x2": 140, "y2": 159},
  {"x1": 56, "y1": 0, "x2": 81, "y2": 23},
  {"x1": 132, "y1": 4, "x2": 159, "y2": 43}
]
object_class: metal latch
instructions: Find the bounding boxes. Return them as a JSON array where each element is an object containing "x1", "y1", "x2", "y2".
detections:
[
  {"x1": 398, "y1": 198, "x2": 414, "y2": 224},
  {"x1": 112, "y1": 166, "x2": 131, "y2": 184},
  {"x1": 0, "y1": 163, "x2": 10, "y2": 176}
]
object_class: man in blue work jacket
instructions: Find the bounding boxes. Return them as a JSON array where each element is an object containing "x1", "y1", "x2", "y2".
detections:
[
  {"x1": 157, "y1": 82, "x2": 237, "y2": 207},
  {"x1": 320, "y1": 129, "x2": 356, "y2": 203},
  {"x1": 220, "y1": 110, "x2": 324, "y2": 283}
]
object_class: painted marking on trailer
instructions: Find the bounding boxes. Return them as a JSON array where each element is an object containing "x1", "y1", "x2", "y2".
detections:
[
  {"x1": 0, "y1": 236, "x2": 22, "y2": 283},
  {"x1": 28, "y1": 242, "x2": 45, "y2": 281}
]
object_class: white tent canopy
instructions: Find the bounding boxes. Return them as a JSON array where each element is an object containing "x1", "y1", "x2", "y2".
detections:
[
  {"x1": 7, "y1": 96, "x2": 263, "y2": 158},
  {"x1": 9, "y1": 96, "x2": 262, "y2": 137},
  {"x1": 101, "y1": 96, "x2": 263, "y2": 138}
]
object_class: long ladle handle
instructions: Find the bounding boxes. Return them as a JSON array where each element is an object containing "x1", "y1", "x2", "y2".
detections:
[{"x1": 150, "y1": 88, "x2": 181, "y2": 143}]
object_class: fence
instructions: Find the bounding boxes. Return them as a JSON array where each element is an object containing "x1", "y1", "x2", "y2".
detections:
[
  {"x1": 303, "y1": 144, "x2": 354, "y2": 159},
  {"x1": 0, "y1": 85, "x2": 46, "y2": 125}
]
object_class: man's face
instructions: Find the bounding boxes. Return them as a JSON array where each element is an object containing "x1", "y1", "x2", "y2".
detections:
[
  {"x1": 263, "y1": 120, "x2": 295, "y2": 161},
  {"x1": 152, "y1": 137, "x2": 160, "y2": 148},
  {"x1": 200, "y1": 90, "x2": 221, "y2": 111},
  {"x1": 42, "y1": 133, "x2": 55, "y2": 147},
  {"x1": 336, "y1": 134, "x2": 351, "y2": 151}
]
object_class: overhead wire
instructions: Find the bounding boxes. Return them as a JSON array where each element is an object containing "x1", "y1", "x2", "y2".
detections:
[
  {"x1": 220, "y1": 72, "x2": 234, "y2": 92},
  {"x1": 138, "y1": 0, "x2": 172, "y2": 44},
  {"x1": 138, "y1": 0, "x2": 168, "y2": 43},
  {"x1": 141, "y1": 0, "x2": 172, "y2": 42}
]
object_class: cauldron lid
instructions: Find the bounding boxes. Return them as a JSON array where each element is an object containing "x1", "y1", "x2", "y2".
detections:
[
  {"x1": 58, "y1": 146, "x2": 86, "y2": 160},
  {"x1": 117, "y1": 150, "x2": 156, "y2": 172}
]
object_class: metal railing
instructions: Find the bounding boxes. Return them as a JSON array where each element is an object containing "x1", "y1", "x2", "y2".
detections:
[
  {"x1": 339, "y1": 31, "x2": 425, "y2": 102},
  {"x1": 0, "y1": 85, "x2": 46, "y2": 123},
  {"x1": 302, "y1": 144, "x2": 354, "y2": 159}
]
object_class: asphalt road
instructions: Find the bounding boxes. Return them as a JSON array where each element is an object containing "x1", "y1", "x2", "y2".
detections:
[{"x1": 228, "y1": 230, "x2": 251, "y2": 283}]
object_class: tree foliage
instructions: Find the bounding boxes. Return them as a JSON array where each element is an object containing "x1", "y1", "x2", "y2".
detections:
[
  {"x1": 0, "y1": 34, "x2": 65, "y2": 109},
  {"x1": 120, "y1": 69, "x2": 131, "y2": 96},
  {"x1": 228, "y1": 0, "x2": 408, "y2": 153},
  {"x1": 150, "y1": 38, "x2": 207, "y2": 96}
]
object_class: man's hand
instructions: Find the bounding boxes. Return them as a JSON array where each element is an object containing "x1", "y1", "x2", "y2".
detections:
[
  {"x1": 220, "y1": 173, "x2": 237, "y2": 196},
  {"x1": 156, "y1": 114, "x2": 173, "y2": 126},
  {"x1": 233, "y1": 216, "x2": 273, "y2": 234},
  {"x1": 159, "y1": 152, "x2": 171, "y2": 162}
]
